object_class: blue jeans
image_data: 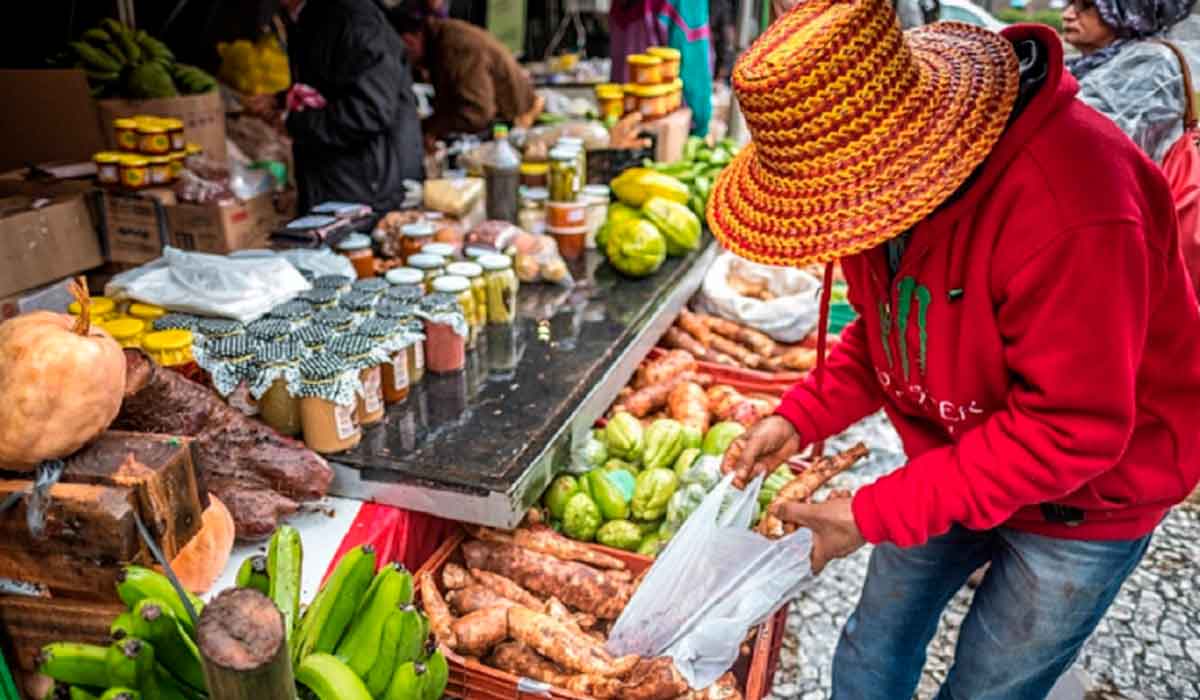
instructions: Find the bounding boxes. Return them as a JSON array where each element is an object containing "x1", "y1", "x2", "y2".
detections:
[{"x1": 831, "y1": 525, "x2": 1153, "y2": 700}]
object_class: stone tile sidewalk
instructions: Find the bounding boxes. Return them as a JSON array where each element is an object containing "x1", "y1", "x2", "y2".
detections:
[{"x1": 763, "y1": 415, "x2": 1200, "y2": 700}]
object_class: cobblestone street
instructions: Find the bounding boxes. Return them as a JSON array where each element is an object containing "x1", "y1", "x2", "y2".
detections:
[{"x1": 763, "y1": 415, "x2": 1200, "y2": 700}]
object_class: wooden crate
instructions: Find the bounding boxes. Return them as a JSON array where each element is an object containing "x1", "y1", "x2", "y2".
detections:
[
  {"x1": 415, "y1": 529, "x2": 781, "y2": 700},
  {"x1": 0, "y1": 596, "x2": 123, "y2": 673}
]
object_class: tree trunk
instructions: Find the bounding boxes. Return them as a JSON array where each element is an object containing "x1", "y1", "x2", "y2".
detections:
[{"x1": 197, "y1": 588, "x2": 296, "y2": 700}]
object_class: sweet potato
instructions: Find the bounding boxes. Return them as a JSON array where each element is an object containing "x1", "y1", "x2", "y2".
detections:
[
  {"x1": 451, "y1": 605, "x2": 510, "y2": 656},
  {"x1": 635, "y1": 349, "x2": 696, "y2": 389},
  {"x1": 677, "y1": 309, "x2": 715, "y2": 346},
  {"x1": 757, "y1": 443, "x2": 869, "y2": 538},
  {"x1": 668, "y1": 381, "x2": 710, "y2": 434}
]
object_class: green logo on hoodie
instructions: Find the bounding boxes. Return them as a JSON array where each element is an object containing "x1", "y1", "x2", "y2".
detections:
[{"x1": 882, "y1": 276, "x2": 932, "y2": 381}]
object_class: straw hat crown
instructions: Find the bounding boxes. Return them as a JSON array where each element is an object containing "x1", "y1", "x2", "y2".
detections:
[{"x1": 708, "y1": 0, "x2": 1019, "y2": 266}]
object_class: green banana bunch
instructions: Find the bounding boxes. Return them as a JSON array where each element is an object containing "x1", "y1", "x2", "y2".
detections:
[
  {"x1": 292, "y1": 545, "x2": 376, "y2": 665},
  {"x1": 37, "y1": 643, "x2": 110, "y2": 688},
  {"x1": 170, "y1": 64, "x2": 217, "y2": 95},
  {"x1": 109, "y1": 612, "x2": 150, "y2": 642},
  {"x1": 99, "y1": 689, "x2": 141, "y2": 700},
  {"x1": 363, "y1": 611, "x2": 404, "y2": 697},
  {"x1": 69, "y1": 41, "x2": 121, "y2": 73},
  {"x1": 116, "y1": 566, "x2": 203, "y2": 640},
  {"x1": 422, "y1": 648, "x2": 448, "y2": 700},
  {"x1": 135, "y1": 30, "x2": 174, "y2": 63},
  {"x1": 133, "y1": 599, "x2": 206, "y2": 692},
  {"x1": 336, "y1": 564, "x2": 412, "y2": 675},
  {"x1": 296, "y1": 653, "x2": 373, "y2": 700},
  {"x1": 105, "y1": 639, "x2": 154, "y2": 689},
  {"x1": 43, "y1": 684, "x2": 100, "y2": 700},
  {"x1": 384, "y1": 661, "x2": 424, "y2": 700},
  {"x1": 393, "y1": 605, "x2": 426, "y2": 668},
  {"x1": 235, "y1": 555, "x2": 270, "y2": 596},
  {"x1": 267, "y1": 525, "x2": 303, "y2": 639}
]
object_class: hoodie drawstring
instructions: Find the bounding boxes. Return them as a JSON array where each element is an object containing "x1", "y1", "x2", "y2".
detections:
[{"x1": 810, "y1": 260, "x2": 835, "y2": 460}]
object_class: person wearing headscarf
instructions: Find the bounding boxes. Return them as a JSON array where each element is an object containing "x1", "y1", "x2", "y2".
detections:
[
  {"x1": 1064, "y1": 0, "x2": 1200, "y2": 163},
  {"x1": 716, "y1": 0, "x2": 1200, "y2": 697}
]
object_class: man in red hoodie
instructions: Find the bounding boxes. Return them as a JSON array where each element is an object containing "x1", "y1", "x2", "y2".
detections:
[{"x1": 710, "y1": 0, "x2": 1200, "y2": 697}]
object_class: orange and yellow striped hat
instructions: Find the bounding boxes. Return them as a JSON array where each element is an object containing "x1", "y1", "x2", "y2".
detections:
[{"x1": 707, "y1": 0, "x2": 1019, "y2": 267}]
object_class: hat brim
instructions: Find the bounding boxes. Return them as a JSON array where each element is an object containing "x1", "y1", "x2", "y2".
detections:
[{"x1": 708, "y1": 22, "x2": 1019, "y2": 267}]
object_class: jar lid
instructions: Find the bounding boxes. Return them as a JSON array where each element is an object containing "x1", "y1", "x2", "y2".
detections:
[
  {"x1": 114, "y1": 118, "x2": 138, "y2": 128},
  {"x1": 247, "y1": 317, "x2": 293, "y2": 341},
  {"x1": 424, "y1": 211, "x2": 445, "y2": 221},
  {"x1": 376, "y1": 300, "x2": 417, "y2": 319},
  {"x1": 328, "y1": 332, "x2": 375, "y2": 359},
  {"x1": 69, "y1": 296, "x2": 115, "y2": 316},
  {"x1": 385, "y1": 267, "x2": 424, "y2": 286},
  {"x1": 464, "y1": 246, "x2": 493, "y2": 260},
  {"x1": 340, "y1": 291, "x2": 378, "y2": 313},
  {"x1": 672, "y1": 78, "x2": 683, "y2": 90},
  {"x1": 478, "y1": 254, "x2": 513, "y2": 271},
  {"x1": 95, "y1": 152, "x2": 123, "y2": 163},
  {"x1": 299, "y1": 352, "x2": 349, "y2": 381},
  {"x1": 401, "y1": 222, "x2": 435, "y2": 238},
  {"x1": 121, "y1": 156, "x2": 150, "y2": 166},
  {"x1": 595, "y1": 83, "x2": 624, "y2": 97},
  {"x1": 257, "y1": 340, "x2": 305, "y2": 366},
  {"x1": 314, "y1": 308, "x2": 355, "y2": 329},
  {"x1": 186, "y1": 143, "x2": 202, "y2": 155},
  {"x1": 138, "y1": 124, "x2": 168, "y2": 134},
  {"x1": 647, "y1": 46, "x2": 681, "y2": 61},
  {"x1": 633, "y1": 82, "x2": 673, "y2": 97},
  {"x1": 336, "y1": 233, "x2": 372, "y2": 251},
  {"x1": 103, "y1": 317, "x2": 146, "y2": 340},
  {"x1": 295, "y1": 324, "x2": 335, "y2": 347},
  {"x1": 421, "y1": 242, "x2": 456, "y2": 259},
  {"x1": 582, "y1": 185, "x2": 611, "y2": 200},
  {"x1": 628, "y1": 53, "x2": 663, "y2": 66},
  {"x1": 129, "y1": 302, "x2": 167, "y2": 320},
  {"x1": 384, "y1": 286, "x2": 423, "y2": 305},
  {"x1": 196, "y1": 317, "x2": 244, "y2": 336},
  {"x1": 297, "y1": 288, "x2": 340, "y2": 306},
  {"x1": 549, "y1": 147, "x2": 575, "y2": 162},
  {"x1": 313, "y1": 274, "x2": 353, "y2": 290},
  {"x1": 269, "y1": 300, "x2": 314, "y2": 321},
  {"x1": 205, "y1": 334, "x2": 257, "y2": 361},
  {"x1": 446, "y1": 261, "x2": 483, "y2": 279},
  {"x1": 520, "y1": 161, "x2": 550, "y2": 175},
  {"x1": 358, "y1": 316, "x2": 399, "y2": 340},
  {"x1": 152, "y1": 313, "x2": 198, "y2": 331},
  {"x1": 351, "y1": 278, "x2": 390, "y2": 295},
  {"x1": 142, "y1": 329, "x2": 193, "y2": 352},
  {"x1": 432, "y1": 275, "x2": 470, "y2": 294},
  {"x1": 523, "y1": 187, "x2": 549, "y2": 202},
  {"x1": 558, "y1": 137, "x2": 584, "y2": 148},
  {"x1": 148, "y1": 155, "x2": 171, "y2": 164},
  {"x1": 162, "y1": 118, "x2": 184, "y2": 129},
  {"x1": 407, "y1": 253, "x2": 445, "y2": 271}
]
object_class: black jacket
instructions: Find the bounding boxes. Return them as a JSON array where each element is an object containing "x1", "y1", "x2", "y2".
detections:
[{"x1": 286, "y1": 0, "x2": 423, "y2": 212}]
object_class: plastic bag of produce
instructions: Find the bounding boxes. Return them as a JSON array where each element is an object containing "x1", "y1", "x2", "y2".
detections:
[
  {"x1": 696, "y1": 252, "x2": 822, "y2": 343},
  {"x1": 607, "y1": 473, "x2": 813, "y2": 688}
]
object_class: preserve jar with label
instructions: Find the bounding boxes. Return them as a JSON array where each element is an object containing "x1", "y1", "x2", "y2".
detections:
[
  {"x1": 336, "y1": 233, "x2": 376, "y2": 279},
  {"x1": 351, "y1": 277, "x2": 390, "y2": 298},
  {"x1": 114, "y1": 118, "x2": 140, "y2": 151},
  {"x1": 384, "y1": 267, "x2": 425, "y2": 303},
  {"x1": 479, "y1": 254, "x2": 518, "y2": 325},
  {"x1": 374, "y1": 303, "x2": 426, "y2": 385},
  {"x1": 295, "y1": 324, "x2": 335, "y2": 354},
  {"x1": 400, "y1": 221, "x2": 436, "y2": 262},
  {"x1": 163, "y1": 118, "x2": 186, "y2": 151},
  {"x1": 119, "y1": 155, "x2": 150, "y2": 190},
  {"x1": 357, "y1": 317, "x2": 412, "y2": 404},
  {"x1": 628, "y1": 53, "x2": 664, "y2": 84},
  {"x1": 251, "y1": 341, "x2": 305, "y2": 436},
  {"x1": 152, "y1": 313, "x2": 198, "y2": 332},
  {"x1": 328, "y1": 333, "x2": 389, "y2": 425},
  {"x1": 169, "y1": 151, "x2": 186, "y2": 180},
  {"x1": 445, "y1": 261, "x2": 487, "y2": 334},
  {"x1": 407, "y1": 253, "x2": 446, "y2": 290},
  {"x1": 557, "y1": 138, "x2": 587, "y2": 190},
  {"x1": 138, "y1": 122, "x2": 172, "y2": 155},
  {"x1": 268, "y1": 300, "x2": 315, "y2": 329},
  {"x1": 419, "y1": 290, "x2": 468, "y2": 374},
  {"x1": 102, "y1": 318, "x2": 147, "y2": 349},
  {"x1": 313, "y1": 307, "x2": 357, "y2": 334},
  {"x1": 595, "y1": 83, "x2": 625, "y2": 122},
  {"x1": 339, "y1": 291, "x2": 378, "y2": 323},
  {"x1": 313, "y1": 274, "x2": 353, "y2": 295},
  {"x1": 297, "y1": 287, "x2": 340, "y2": 310},
  {"x1": 247, "y1": 318, "x2": 293, "y2": 344},
  {"x1": 141, "y1": 328, "x2": 203, "y2": 382},
  {"x1": 548, "y1": 147, "x2": 578, "y2": 203},
  {"x1": 432, "y1": 275, "x2": 477, "y2": 350},
  {"x1": 94, "y1": 152, "x2": 122, "y2": 186},
  {"x1": 148, "y1": 155, "x2": 172, "y2": 185},
  {"x1": 646, "y1": 46, "x2": 681, "y2": 82},
  {"x1": 196, "y1": 317, "x2": 245, "y2": 343},
  {"x1": 582, "y1": 184, "x2": 611, "y2": 249},
  {"x1": 195, "y1": 335, "x2": 259, "y2": 416},
  {"x1": 295, "y1": 352, "x2": 362, "y2": 454}
]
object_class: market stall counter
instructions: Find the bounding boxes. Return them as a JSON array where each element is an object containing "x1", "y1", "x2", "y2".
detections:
[{"x1": 329, "y1": 241, "x2": 717, "y2": 528}]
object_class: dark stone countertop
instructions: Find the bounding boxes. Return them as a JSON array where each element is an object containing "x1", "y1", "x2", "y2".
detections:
[{"x1": 334, "y1": 242, "x2": 711, "y2": 499}]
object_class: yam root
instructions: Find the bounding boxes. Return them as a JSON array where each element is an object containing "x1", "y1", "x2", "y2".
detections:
[
  {"x1": 513, "y1": 525, "x2": 627, "y2": 570},
  {"x1": 418, "y1": 571, "x2": 458, "y2": 649},
  {"x1": 700, "y1": 313, "x2": 777, "y2": 357},
  {"x1": 766, "y1": 346, "x2": 818, "y2": 372},
  {"x1": 708, "y1": 334, "x2": 764, "y2": 369},
  {"x1": 451, "y1": 605, "x2": 510, "y2": 656},
  {"x1": 668, "y1": 381, "x2": 710, "y2": 434},
  {"x1": 677, "y1": 310, "x2": 715, "y2": 346},
  {"x1": 622, "y1": 657, "x2": 689, "y2": 700},
  {"x1": 447, "y1": 585, "x2": 520, "y2": 616},
  {"x1": 443, "y1": 563, "x2": 475, "y2": 590},
  {"x1": 626, "y1": 372, "x2": 708, "y2": 418},
  {"x1": 489, "y1": 643, "x2": 624, "y2": 700},
  {"x1": 757, "y1": 443, "x2": 869, "y2": 538},
  {"x1": 663, "y1": 327, "x2": 709, "y2": 359},
  {"x1": 635, "y1": 350, "x2": 697, "y2": 389},
  {"x1": 468, "y1": 568, "x2": 546, "y2": 611},
  {"x1": 545, "y1": 597, "x2": 588, "y2": 636},
  {"x1": 507, "y1": 607, "x2": 639, "y2": 677}
]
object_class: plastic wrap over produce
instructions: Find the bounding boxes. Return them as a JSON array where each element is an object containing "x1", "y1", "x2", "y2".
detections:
[
  {"x1": 607, "y1": 473, "x2": 813, "y2": 688},
  {"x1": 697, "y1": 252, "x2": 821, "y2": 343},
  {"x1": 106, "y1": 247, "x2": 311, "y2": 322}
]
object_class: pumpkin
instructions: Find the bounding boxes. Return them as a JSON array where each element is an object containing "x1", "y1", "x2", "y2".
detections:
[
  {"x1": 0, "y1": 278, "x2": 126, "y2": 469},
  {"x1": 168, "y1": 494, "x2": 236, "y2": 594}
]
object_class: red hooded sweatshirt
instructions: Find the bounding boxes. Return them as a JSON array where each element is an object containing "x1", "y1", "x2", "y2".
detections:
[{"x1": 775, "y1": 25, "x2": 1200, "y2": 548}]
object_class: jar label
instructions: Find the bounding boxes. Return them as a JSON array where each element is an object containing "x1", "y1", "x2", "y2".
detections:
[
  {"x1": 118, "y1": 132, "x2": 139, "y2": 150},
  {"x1": 228, "y1": 384, "x2": 259, "y2": 416},
  {"x1": 364, "y1": 367, "x2": 383, "y2": 414},
  {"x1": 392, "y1": 355, "x2": 410, "y2": 391},
  {"x1": 415, "y1": 341, "x2": 425, "y2": 370},
  {"x1": 335, "y1": 402, "x2": 358, "y2": 440}
]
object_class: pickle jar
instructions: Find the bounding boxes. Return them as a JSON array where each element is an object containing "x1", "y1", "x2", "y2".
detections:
[
  {"x1": 385, "y1": 267, "x2": 425, "y2": 303},
  {"x1": 478, "y1": 254, "x2": 518, "y2": 325},
  {"x1": 294, "y1": 352, "x2": 362, "y2": 454},
  {"x1": 313, "y1": 274, "x2": 353, "y2": 295},
  {"x1": 313, "y1": 307, "x2": 357, "y2": 334},
  {"x1": 351, "y1": 277, "x2": 390, "y2": 298},
  {"x1": 336, "y1": 233, "x2": 376, "y2": 279},
  {"x1": 407, "y1": 253, "x2": 446, "y2": 290},
  {"x1": 194, "y1": 335, "x2": 259, "y2": 416},
  {"x1": 328, "y1": 333, "x2": 388, "y2": 426},
  {"x1": 445, "y1": 262, "x2": 487, "y2": 337},
  {"x1": 548, "y1": 147, "x2": 578, "y2": 203},
  {"x1": 419, "y1": 288, "x2": 468, "y2": 374},
  {"x1": 557, "y1": 137, "x2": 587, "y2": 191},
  {"x1": 251, "y1": 341, "x2": 305, "y2": 437},
  {"x1": 247, "y1": 317, "x2": 293, "y2": 344},
  {"x1": 297, "y1": 287, "x2": 340, "y2": 310},
  {"x1": 432, "y1": 275, "x2": 477, "y2": 350},
  {"x1": 295, "y1": 324, "x2": 335, "y2": 354},
  {"x1": 268, "y1": 300, "x2": 315, "y2": 329},
  {"x1": 357, "y1": 317, "x2": 410, "y2": 404},
  {"x1": 195, "y1": 317, "x2": 245, "y2": 344},
  {"x1": 400, "y1": 222, "x2": 435, "y2": 262},
  {"x1": 421, "y1": 242, "x2": 456, "y2": 262},
  {"x1": 102, "y1": 317, "x2": 147, "y2": 349},
  {"x1": 339, "y1": 291, "x2": 378, "y2": 323}
]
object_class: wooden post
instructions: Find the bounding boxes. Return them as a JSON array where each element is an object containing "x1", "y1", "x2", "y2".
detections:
[{"x1": 197, "y1": 588, "x2": 296, "y2": 700}]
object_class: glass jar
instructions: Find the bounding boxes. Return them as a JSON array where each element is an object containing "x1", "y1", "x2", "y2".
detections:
[
  {"x1": 633, "y1": 83, "x2": 672, "y2": 120},
  {"x1": 419, "y1": 291, "x2": 468, "y2": 374},
  {"x1": 479, "y1": 254, "x2": 518, "y2": 325},
  {"x1": 403, "y1": 318, "x2": 427, "y2": 385},
  {"x1": 358, "y1": 317, "x2": 409, "y2": 404},
  {"x1": 400, "y1": 222, "x2": 435, "y2": 262},
  {"x1": 313, "y1": 274, "x2": 353, "y2": 295},
  {"x1": 432, "y1": 275, "x2": 477, "y2": 350},
  {"x1": 195, "y1": 335, "x2": 259, "y2": 415},
  {"x1": 351, "y1": 277, "x2": 390, "y2": 298},
  {"x1": 313, "y1": 308, "x2": 357, "y2": 334},
  {"x1": 128, "y1": 302, "x2": 166, "y2": 322},
  {"x1": 295, "y1": 353, "x2": 362, "y2": 454},
  {"x1": 268, "y1": 300, "x2": 315, "y2": 328},
  {"x1": 582, "y1": 184, "x2": 611, "y2": 250},
  {"x1": 548, "y1": 147, "x2": 578, "y2": 203},
  {"x1": 252, "y1": 341, "x2": 305, "y2": 437},
  {"x1": 445, "y1": 262, "x2": 487, "y2": 335},
  {"x1": 152, "y1": 313, "x2": 198, "y2": 332},
  {"x1": 163, "y1": 118, "x2": 186, "y2": 151},
  {"x1": 114, "y1": 118, "x2": 140, "y2": 152},
  {"x1": 628, "y1": 53, "x2": 664, "y2": 85},
  {"x1": 297, "y1": 287, "x2": 340, "y2": 310},
  {"x1": 557, "y1": 138, "x2": 587, "y2": 192},
  {"x1": 168, "y1": 151, "x2": 186, "y2": 181},
  {"x1": 646, "y1": 46, "x2": 681, "y2": 82},
  {"x1": 520, "y1": 161, "x2": 549, "y2": 189},
  {"x1": 94, "y1": 152, "x2": 122, "y2": 186},
  {"x1": 196, "y1": 317, "x2": 245, "y2": 343},
  {"x1": 518, "y1": 187, "x2": 548, "y2": 235},
  {"x1": 295, "y1": 324, "x2": 335, "y2": 354},
  {"x1": 102, "y1": 317, "x2": 147, "y2": 349},
  {"x1": 247, "y1": 317, "x2": 293, "y2": 344},
  {"x1": 464, "y1": 246, "x2": 493, "y2": 262},
  {"x1": 668, "y1": 78, "x2": 683, "y2": 111},
  {"x1": 421, "y1": 242, "x2": 456, "y2": 262},
  {"x1": 148, "y1": 155, "x2": 172, "y2": 186},
  {"x1": 339, "y1": 291, "x2": 378, "y2": 323},
  {"x1": 384, "y1": 267, "x2": 425, "y2": 302},
  {"x1": 68, "y1": 296, "x2": 118, "y2": 322},
  {"x1": 406, "y1": 254, "x2": 446, "y2": 291},
  {"x1": 328, "y1": 333, "x2": 387, "y2": 425},
  {"x1": 119, "y1": 155, "x2": 150, "y2": 191},
  {"x1": 337, "y1": 233, "x2": 376, "y2": 279},
  {"x1": 141, "y1": 329, "x2": 202, "y2": 382},
  {"x1": 184, "y1": 142, "x2": 203, "y2": 166},
  {"x1": 137, "y1": 123, "x2": 171, "y2": 155}
]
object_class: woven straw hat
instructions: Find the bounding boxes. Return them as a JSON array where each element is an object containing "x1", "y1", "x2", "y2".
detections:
[{"x1": 707, "y1": 0, "x2": 1019, "y2": 266}]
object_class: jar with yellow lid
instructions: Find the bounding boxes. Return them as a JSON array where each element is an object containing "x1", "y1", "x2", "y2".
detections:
[
  {"x1": 668, "y1": 78, "x2": 684, "y2": 112},
  {"x1": 184, "y1": 142, "x2": 203, "y2": 168},
  {"x1": 520, "y1": 161, "x2": 549, "y2": 189},
  {"x1": 114, "y1": 118, "x2": 140, "y2": 152},
  {"x1": 163, "y1": 118, "x2": 186, "y2": 151},
  {"x1": 69, "y1": 296, "x2": 117, "y2": 322},
  {"x1": 595, "y1": 83, "x2": 625, "y2": 122},
  {"x1": 647, "y1": 47, "x2": 681, "y2": 82},
  {"x1": 168, "y1": 152, "x2": 186, "y2": 180},
  {"x1": 137, "y1": 123, "x2": 171, "y2": 155},
  {"x1": 102, "y1": 317, "x2": 147, "y2": 348},
  {"x1": 632, "y1": 83, "x2": 673, "y2": 120},
  {"x1": 142, "y1": 329, "x2": 195, "y2": 366},
  {"x1": 119, "y1": 155, "x2": 150, "y2": 191},
  {"x1": 94, "y1": 152, "x2": 122, "y2": 187},
  {"x1": 628, "y1": 54, "x2": 664, "y2": 85},
  {"x1": 129, "y1": 302, "x2": 166, "y2": 322},
  {"x1": 623, "y1": 84, "x2": 639, "y2": 115},
  {"x1": 148, "y1": 155, "x2": 173, "y2": 186}
]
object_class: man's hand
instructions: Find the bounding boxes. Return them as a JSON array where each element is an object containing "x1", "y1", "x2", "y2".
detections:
[
  {"x1": 720, "y1": 415, "x2": 802, "y2": 489},
  {"x1": 773, "y1": 490, "x2": 865, "y2": 574}
]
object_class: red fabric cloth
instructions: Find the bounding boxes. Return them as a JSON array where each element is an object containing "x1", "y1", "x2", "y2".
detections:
[
  {"x1": 1160, "y1": 132, "x2": 1200, "y2": 297},
  {"x1": 286, "y1": 83, "x2": 327, "y2": 113},
  {"x1": 323, "y1": 504, "x2": 454, "y2": 585},
  {"x1": 775, "y1": 25, "x2": 1200, "y2": 548}
]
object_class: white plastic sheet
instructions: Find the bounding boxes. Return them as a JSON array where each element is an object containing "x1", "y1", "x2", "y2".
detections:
[
  {"x1": 105, "y1": 247, "x2": 311, "y2": 322},
  {"x1": 607, "y1": 473, "x2": 814, "y2": 689},
  {"x1": 696, "y1": 252, "x2": 821, "y2": 343}
]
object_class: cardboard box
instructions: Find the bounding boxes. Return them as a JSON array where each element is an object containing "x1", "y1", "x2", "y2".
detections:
[
  {"x1": 167, "y1": 189, "x2": 297, "y2": 254},
  {"x1": 0, "y1": 70, "x2": 106, "y2": 172},
  {"x1": 0, "y1": 180, "x2": 103, "y2": 298},
  {"x1": 99, "y1": 190, "x2": 169, "y2": 264},
  {"x1": 95, "y1": 90, "x2": 227, "y2": 163}
]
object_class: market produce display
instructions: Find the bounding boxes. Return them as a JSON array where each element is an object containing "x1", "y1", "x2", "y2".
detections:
[
  {"x1": 216, "y1": 36, "x2": 290, "y2": 96},
  {"x1": 417, "y1": 526, "x2": 749, "y2": 700},
  {"x1": 663, "y1": 308, "x2": 834, "y2": 375},
  {"x1": 56, "y1": 19, "x2": 217, "y2": 98},
  {"x1": 755, "y1": 444, "x2": 869, "y2": 538},
  {"x1": 645, "y1": 137, "x2": 740, "y2": 222},
  {"x1": 598, "y1": 169, "x2": 702, "y2": 279}
]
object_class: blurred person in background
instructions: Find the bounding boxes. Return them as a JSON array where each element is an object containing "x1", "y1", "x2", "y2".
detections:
[{"x1": 710, "y1": 0, "x2": 737, "y2": 81}]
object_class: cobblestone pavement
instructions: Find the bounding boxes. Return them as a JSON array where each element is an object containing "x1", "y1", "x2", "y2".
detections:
[{"x1": 763, "y1": 415, "x2": 1200, "y2": 700}]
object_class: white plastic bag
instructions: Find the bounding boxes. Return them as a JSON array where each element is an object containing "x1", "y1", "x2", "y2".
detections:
[
  {"x1": 696, "y1": 252, "x2": 821, "y2": 343},
  {"x1": 607, "y1": 473, "x2": 814, "y2": 689},
  {"x1": 105, "y1": 247, "x2": 310, "y2": 322}
]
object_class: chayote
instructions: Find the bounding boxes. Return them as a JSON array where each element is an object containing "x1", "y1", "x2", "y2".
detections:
[
  {"x1": 702, "y1": 421, "x2": 747, "y2": 456},
  {"x1": 637, "y1": 532, "x2": 668, "y2": 557},
  {"x1": 543, "y1": 475, "x2": 581, "y2": 521},
  {"x1": 642, "y1": 196, "x2": 701, "y2": 257},
  {"x1": 642, "y1": 419, "x2": 686, "y2": 472},
  {"x1": 562, "y1": 492, "x2": 602, "y2": 542},
  {"x1": 605, "y1": 219, "x2": 667, "y2": 279},
  {"x1": 596, "y1": 520, "x2": 642, "y2": 551},
  {"x1": 586, "y1": 469, "x2": 631, "y2": 521},
  {"x1": 604, "y1": 412, "x2": 644, "y2": 462},
  {"x1": 681, "y1": 456, "x2": 723, "y2": 492},
  {"x1": 632, "y1": 468, "x2": 679, "y2": 521},
  {"x1": 673, "y1": 447, "x2": 702, "y2": 480},
  {"x1": 681, "y1": 426, "x2": 703, "y2": 451}
]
